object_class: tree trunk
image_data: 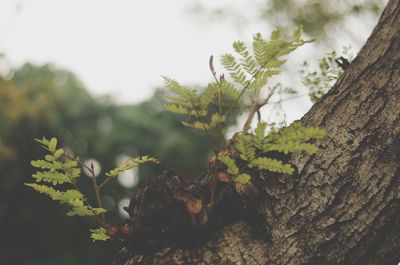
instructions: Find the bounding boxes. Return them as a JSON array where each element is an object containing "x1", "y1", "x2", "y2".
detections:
[{"x1": 115, "y1": 1, "x2": 400, "y2": 264}]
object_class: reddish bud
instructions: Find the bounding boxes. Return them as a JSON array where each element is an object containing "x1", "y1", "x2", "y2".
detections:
[
  {"x1": 106, "y1": 226, "x2": 120, "y2": 237},
  {"x1": 120, "y1": 224, "x2": 131, "y2": 236},
  {"x1": 186, "y1": 198, "x2": 203, "y2": 214},
  {"x1": 209, "y1": 150, "x2": 231, "y2": 169},
  {"x1": 235, "y1": 183, "x2": 259, "y2": 198},
  {"x1": 209, "y1": 157, "x2": 217, "y2": 169},
  {"x1": 216, "y1": 171, "x2": 231, "y2": 182}
]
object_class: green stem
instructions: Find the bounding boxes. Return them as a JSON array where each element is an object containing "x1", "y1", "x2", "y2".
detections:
[
  {"x1": 242, "y1": 85, "x2": 278, "y2": 133},
  {"x1": 98, "y1": 176, "x2": 112, "y2": 189},
  {"x1": 187, "y1": 97, "x2": 214, "y2": 147},
  {"x1": 209, "y1": 84, "x2": 224, "y2": 209},
  {"x1": 60, "y1": 153, "x2": 105, "y2": 226},
  {"x1": 89, "y1": 164, "x2": 107, "y2": 226}
]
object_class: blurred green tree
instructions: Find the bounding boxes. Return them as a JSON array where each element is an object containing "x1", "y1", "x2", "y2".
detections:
[
  {"x1": 261, "y1": 0, "x2": 386, "y2": 46},
  {"x1": 188, "y1": 0, "x2": 386, "y2": 48},
  {"x1": 0, "y1": 61, "x2": 218, "y2": 265}
]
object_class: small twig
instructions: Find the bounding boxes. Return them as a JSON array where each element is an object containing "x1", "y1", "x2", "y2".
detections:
[
  {"x1": 63, "y1": 152, "x2": 92, "y2": 172},
  {"x1": 209, "y1": 63, "x2": 225, "y2": 209},
  {"x1": 224, "y1": 70, "x2": 260, "y2": 118},
  {"x1": 242, "y1": 85, "x2": 278, "y2": 133},
  {"x1": 58, "y1": 152, "x2": 105, "y2": 226},
  {"x1": 269, "y1": 93, "x2": 310, "y2": 104},
  {"x1": 187, "y1": 96, "x2": 215, "y2": 151},
  {"x1": 209, "y1": 55, "x2": 220, "y2": 84},
  {"x1": 98, "y1": 176, "x2": 112, "y2": 189},
  {"x1": 225, "y1": 45, "x2": 291, "y2": 119},
  {"x1": 89, "y1": 162, "x2": 107, "y2": 226}
]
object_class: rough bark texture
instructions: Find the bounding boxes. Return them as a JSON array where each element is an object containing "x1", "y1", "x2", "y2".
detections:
[{"x1": 115, "y1": 1, "x2": 400, "y2": 264}]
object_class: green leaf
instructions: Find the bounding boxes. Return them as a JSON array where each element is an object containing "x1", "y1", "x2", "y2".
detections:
[
  {"x1": 90, "y1": 228, "x2": 110, "y2": 242},
  {"x1": 200, "y1": 83, "x2": 218, "y2": 107},
  {"x1": 234, "y1": 134, "x2": 256, "y2": 161},
  {"x1": 45, "y1": 155, "x2": 54, "y2": 162},
  {"x1": 218, "y1": 156, "x2": 239, "y2": 175},
  {"x1": 233, "y1": 41, "x2": 258, "y2": 76},
  {"x1": 254, "y1": 122, "x2": 266, "y2": 139},
  {"x1": 48, "y1": 138, "x2": 57, "y2": 152},
  {"x1": 25, "y1": 183, "x2": 62, "y2": 198},
  {"x1": 263, "y1": 142, "x2": 319, "y2": 154},
  {"x1": 182, "y1": 113, "x2": 225, "y2": 131},
  {"x1": 221, "y1": 54, "x2": 248, "y2": 86},
  {"x1": 249, "y1": 157, "x2": 294, "y2": 174},
  {"x1": 164, "y1": 103, "x2": 207, "y2": 117},
  {"x1": 292, "y1": 26, "x2": 303, "y2": 42},
  {"x1": 181, "y1": 120, "x2": 211, "y2": 131},
  {"x1": 32, "y1": 171, "x2": 73, "y2": 185},
  {"x1": 35, "y1": 137, "x2": 50, "y2": 146},
  {"x1": 234, "y1": 173, "x2": 251, "y2": 184},
  {"x1": 31, "y1": 159, "x2": 57, "y2": 170},
  {"x1": 54, "y1": 148, "x2": 64, "y2": 158},
  {"x1": 106, "y1": 156, "x2": 159, "y2": 177},
  {"x1": 163, "y1": 76, "x2": 197, "y2": 99},
  {"x1": 30, "y1": 141, "x2": 81, "y2": 185},
  {"x1": 210, "y1": 113, "x2": 226, "y2": 127},
  {"x1": 25, "y1": 183, "x2": 106, "y2": 217},
  {"x1": 67, "y1": 205, "x2": 106, "y2": 217},
  {"x1": 219, "y1": 80, "x2": 240, "y2": 100}
]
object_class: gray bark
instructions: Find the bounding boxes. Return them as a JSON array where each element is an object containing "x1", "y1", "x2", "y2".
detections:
[{"x1": 116, "y1": 0, "x2": 400, "y2": 264}]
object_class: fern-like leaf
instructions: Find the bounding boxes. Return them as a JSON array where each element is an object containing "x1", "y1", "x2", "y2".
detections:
[
  {"x1": 218, "y1": 156, "x2": 239, "y2": 175},
  {"x1": 163, "y1": 76, "x2": 197, "y2": 99},
  {"x1": 221, "y1": 54, "x2": 248, "y2": 86},
  {"x1": 182, "y1": 113, "x2": 226, "y2": 131},
  {"x1": 234, "y1": 134, "x2": 256, "y2": 161},
  {"x1": 219, "y1": 79, "x2": 240, "y2": 100},
  {"x1": 24, "y1": 183, "x2": 106, "y2": 216},
  {"x1": 233, "y1": 41, "x2": 258, "y2": 76},
  {"x1": 106, "y1": 156, "x2": 159, "y2": 177},
  {"x1": 253, "y1": 33, "x2": 268, "y2": 66},
  {"x1": 234, "y1": 173, "x2": 251, "y2": 184},
  {"x1": 249, "y1": 157, "x2": 294, "y2": 174},
  {"x1": 90, "y1": 228, "x2": 110, "y2": 242},
  {"x1": 31, "y1": 138, "x2": 81, "y2": 184},
  {"x1": 164, "y1": 103, "x2": 207, "y2": 117},
  {"x1": 263, "y1": 142, "x2": 319, "y2": 154}
]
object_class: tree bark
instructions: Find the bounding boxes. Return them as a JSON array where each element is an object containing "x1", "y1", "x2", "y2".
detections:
[{"x1": 115, "y1": 0, "x2": 400, "y2": 264}]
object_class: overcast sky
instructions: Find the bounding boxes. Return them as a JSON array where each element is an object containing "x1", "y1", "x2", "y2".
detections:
[
  {"x1": 0, "y1": 0, "x2": 381, "y2": 126},
  {"x1": 0, "y1": 0, "x2": 270, "y2": 104}
]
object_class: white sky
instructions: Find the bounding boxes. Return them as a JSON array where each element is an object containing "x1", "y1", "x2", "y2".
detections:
[
  {"x1": 0, "y1": 0, "x2": 381, "y2": 124},
  {"x1": 0, "y1": 0, "x2": 268, "y2": 104}
]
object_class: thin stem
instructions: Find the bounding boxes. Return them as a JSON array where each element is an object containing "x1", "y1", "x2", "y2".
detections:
[
  {"x1": 70, "y1": 182, "x2": 103, "y2": 226},
  {"x1": 216, "y1": 82, "x2": 223, "y2": 152},
  {"x1": 209, "y1": 55, "x2": 220, "y2": 84},
  {"x1": 269, "y1": 93, "x2": 310, "y2": 104},
  {"x1": 98, "y1": 176, "x2": 112, "y2": 189},
  {"x1": 242, "y1": 85, "x2": 278, "y2": 133},
  {"x1": 242, "y1": 104, "x2": 259, "y2": 133},
  {"x1": 224, "y1": 45, "x2": 286, "y2": 119},
  {"x1": 89, "y1": 163, "x2": 107, "y2": 226},
  {"x1": 59, "y1": 152, "x2": 105, "y2": 226},
  {"x1": 63, "y1": 152, "x2": 92, "y2": 172},
  {"x1": 209, "y1": 83, "x2": 224, "y2": 209},
  {"x1": 224, "y1": 70, "x2": 260, "y2": 118},
  {"x1": 187, "y1": 97, "x2": 215, "y2": 151}
]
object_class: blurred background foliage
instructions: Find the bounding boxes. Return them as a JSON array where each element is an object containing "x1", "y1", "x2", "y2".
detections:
[
  {"x1": 0, "y1": 60, "x2": 214, "y2": 265},
  {"x1": 188, "y1": 0, "x2": 386, "y2": 49},
  {"x1": 0, "y1": 0, "x2": 386, "y2": 264}
]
